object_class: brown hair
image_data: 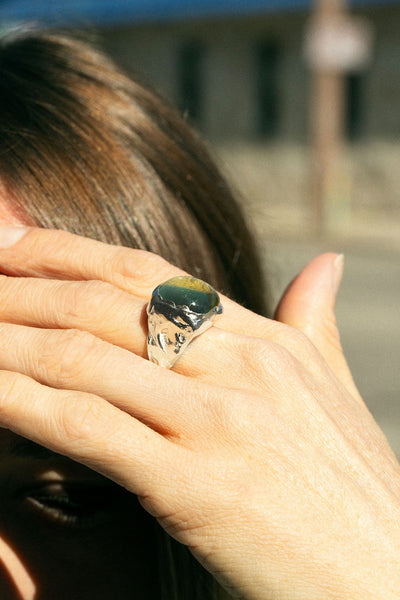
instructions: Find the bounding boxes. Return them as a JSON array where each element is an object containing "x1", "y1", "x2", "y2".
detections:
[
  {"x1": 0, "y1": 28, "x2": 269, "y2": 316},
  {"x1": 0, "y1": 28, "x2": 269, "y2": 599}
]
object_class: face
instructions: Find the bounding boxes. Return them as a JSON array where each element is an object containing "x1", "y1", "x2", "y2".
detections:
[{"x1": 0, "y1": 199, "x2": 158, "y2": 599}]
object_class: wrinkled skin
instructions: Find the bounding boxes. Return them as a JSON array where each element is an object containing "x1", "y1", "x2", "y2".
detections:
[{"x1": 0, "y1": 226, "x2": 397, "y2": 599}]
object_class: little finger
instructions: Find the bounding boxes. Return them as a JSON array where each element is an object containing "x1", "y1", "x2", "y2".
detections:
[
  {"x1": 0, "y1": 322, "x2": 238, "y2": 439},
  {"x1": 0, "y1": 369, "x2": 182, "y2": 502}
]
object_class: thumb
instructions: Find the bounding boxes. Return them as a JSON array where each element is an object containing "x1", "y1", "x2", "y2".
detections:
[{"x1": 275, "y1": 253, "x2": 361, "y2": 401}]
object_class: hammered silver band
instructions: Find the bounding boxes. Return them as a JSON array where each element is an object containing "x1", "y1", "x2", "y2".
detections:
[{"x1": 147, "y1": 276, "x2": 222, "y2": 368}]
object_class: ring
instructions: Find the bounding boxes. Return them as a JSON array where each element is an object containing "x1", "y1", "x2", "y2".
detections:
[{"x1": 147, "y1": 275, "x2": 223, "y2": 368}]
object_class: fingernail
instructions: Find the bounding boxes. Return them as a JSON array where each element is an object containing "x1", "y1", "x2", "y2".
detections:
[
  {"x1": 332, "y1": 254, "x2": 344, "y2": 295},
  {"x1": 0, "y1": 226, "x2": 28, "y2": 249}
]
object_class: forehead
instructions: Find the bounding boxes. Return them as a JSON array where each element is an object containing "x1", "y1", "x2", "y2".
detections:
[{"x1": 0, "y1": 181, "x2": 34, "y2": 226}]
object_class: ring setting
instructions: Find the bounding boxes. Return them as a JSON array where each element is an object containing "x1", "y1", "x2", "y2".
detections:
[{"x1": 147, "y1": 275, "x2": 223, "y2": 368}]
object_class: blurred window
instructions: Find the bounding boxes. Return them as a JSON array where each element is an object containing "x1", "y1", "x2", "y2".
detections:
[
  {"x1": 345, "y1": 72, "x2": 365, "y2": 140},
  {"x1": 255, "y1": 40, "x2": 280, "y2": 138},
  {"x1": 178, "y1": 41, "x2": 204, "y2": 126}
]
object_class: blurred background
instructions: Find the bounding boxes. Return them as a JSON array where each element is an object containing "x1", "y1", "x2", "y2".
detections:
[{"x1": 1, "y1": 0, "x2": 399, "y2": 455}]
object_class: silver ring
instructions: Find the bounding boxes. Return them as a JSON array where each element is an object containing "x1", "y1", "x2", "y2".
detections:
[{"x1": 147, "y1": 275, "x2": 223, "y2": 368}]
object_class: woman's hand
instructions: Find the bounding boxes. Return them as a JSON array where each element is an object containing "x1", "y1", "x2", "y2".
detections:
[{"x1": 0, "y1": 226, "x2": 398, "y2": 600}]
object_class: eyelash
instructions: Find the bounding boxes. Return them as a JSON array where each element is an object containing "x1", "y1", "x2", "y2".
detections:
[{"x1": 22, "y1": 483, "x2": 126, "y2": 529}]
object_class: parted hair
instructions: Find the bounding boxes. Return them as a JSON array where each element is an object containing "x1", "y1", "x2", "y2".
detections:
[{"x1": 0, "y1": 28, "x2": 269, "y2": 599}]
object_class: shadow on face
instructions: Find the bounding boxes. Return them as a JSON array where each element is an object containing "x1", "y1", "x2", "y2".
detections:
[{"x1": 0, "y1": 430, "x2": 158, "y2": 599}]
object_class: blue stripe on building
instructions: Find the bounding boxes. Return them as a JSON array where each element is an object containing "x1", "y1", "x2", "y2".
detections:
[{"x1": 1, "y1": 0, "x2": 399, "y2": 27}]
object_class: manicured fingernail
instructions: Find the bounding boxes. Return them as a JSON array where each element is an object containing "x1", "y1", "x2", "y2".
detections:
[
  {"x1": 332, "y1": 254, "x2": 344, "y2": 295},
  {"x1": 0, "y1": 226, "x2": 28, "y2": 249}
]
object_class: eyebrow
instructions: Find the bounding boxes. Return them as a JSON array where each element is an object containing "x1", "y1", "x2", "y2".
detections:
[{"x1": 8, "y1": 438, "x2": 62, "y2": 460}]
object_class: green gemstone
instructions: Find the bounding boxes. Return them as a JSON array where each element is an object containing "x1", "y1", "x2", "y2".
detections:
[{"x1": 157, "y1": 276, "x2": 219, "y2": 314}]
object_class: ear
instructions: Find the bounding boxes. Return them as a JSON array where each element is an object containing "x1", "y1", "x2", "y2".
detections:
[{"x1": 275, "y1": 253, "x2": 361, "y2": 401}]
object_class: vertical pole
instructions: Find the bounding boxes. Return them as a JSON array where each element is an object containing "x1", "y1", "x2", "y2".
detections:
[{"x1": 310, "y1": 0, "x2": 348, "y2": 234}]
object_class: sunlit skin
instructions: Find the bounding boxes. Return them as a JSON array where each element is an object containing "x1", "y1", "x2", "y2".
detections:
[
  {"x1": 0, "y1": 197, "x2": 35, "y2": 598},
  {"x1": 0, "y1": 197, "x2": 159, "y2": 599}
]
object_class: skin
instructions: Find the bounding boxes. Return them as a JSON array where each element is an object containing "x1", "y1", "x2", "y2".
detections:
[
  {"x1": 0, "y1": 432, "x2": 158, "y2": 599},
  {"x1": 0, "y1": 206, "x2": 159, "y2": 599},
  {"x1": 0, "y1": 218, "x2": 397, "y2": 599}
]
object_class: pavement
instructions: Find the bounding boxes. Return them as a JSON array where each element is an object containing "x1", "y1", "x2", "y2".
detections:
[{"x1": 244, "y1": 205, "x2": 400, "y2": 458}]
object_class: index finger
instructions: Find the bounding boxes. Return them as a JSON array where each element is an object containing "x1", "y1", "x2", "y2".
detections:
[
  {"x1": 0, "y1": 226, "x2": 182, "y2": 299},
  {"x1": 0, "y1": 226, "x2": 246, "y2": 320}
]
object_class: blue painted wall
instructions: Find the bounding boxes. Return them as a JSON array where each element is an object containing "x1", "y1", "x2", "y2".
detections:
[{"x1": 0, "y1": 0, "x2": 398, "y2": 26}]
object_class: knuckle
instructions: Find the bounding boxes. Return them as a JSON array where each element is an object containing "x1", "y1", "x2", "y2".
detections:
[
  {"x1": 38, "y1": 328, "x2": 103, "y2": 386},
  {"x1": 230, "y1": 336, "x2": 295, "y2": 382},
  {"x1": 260, "y1": 340, "x2": 299, "y2": 375},
  {"x1": 229, "y1": 336, "x2": 266, "y2": 367},
  {"x1": 55, "y1": 392, "x2": 105, "y2": 447},
  {"x1": 0, "y1": 277, "x2": 27, "y2": 317},
  {"x1": 0, "y1": 371, "x2": 26, "y2": 412},
  {"x1": 58, "y1": 326, "x2": 99, "y2": 353},
  {"x1": 61, "y1": 280, "x2": 122, "y2": 324},
  {"x1": 288, "y1": 326, "x2": 319, "y2": 355},
  {"x1": 0, "y1": 322, "x2": 10, "y2": 341},
  {"x1": 277, "y1": 325, "x2": 325, "y2": 366},
  {"x1": 24, "y1": 228, "x2": 72, "y2": 261},
  {"x1": 257, "y1": 339, "x2": 299, "y2": 386},
  {"x1": 204, "y1": 388, "x2": 268, "y2": 451},
  {"x1": 110, "y1": 248, "x2": 179, "y2": 294},
  {"x1": 202, "y1": 387, "x2": 237, "y2": 432}
]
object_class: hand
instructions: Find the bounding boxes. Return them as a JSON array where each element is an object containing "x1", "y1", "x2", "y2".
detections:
[{"x1": 0, "y1": 226, "x2": 398, "y2": 600}]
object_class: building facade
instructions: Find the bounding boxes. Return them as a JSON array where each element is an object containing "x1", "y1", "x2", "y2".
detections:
[{"x1": 1, "y1": 1, "x2": 400, "y2": 226}]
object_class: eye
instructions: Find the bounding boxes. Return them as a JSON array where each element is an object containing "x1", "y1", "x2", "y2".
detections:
[{"x1": 21, "y1": 482, "x2": 131, "y2": 529}]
